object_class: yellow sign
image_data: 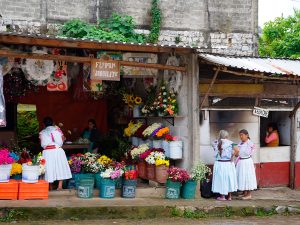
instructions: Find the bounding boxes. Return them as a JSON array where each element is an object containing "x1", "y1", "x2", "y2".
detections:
[{"x1": 91, "y1": 59, "x2": 120, "y2": 81}]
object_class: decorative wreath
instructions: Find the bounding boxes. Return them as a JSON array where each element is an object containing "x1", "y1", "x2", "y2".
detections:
[{"x1": 21, "y1": 47, "x2": 55, "y2": 86}]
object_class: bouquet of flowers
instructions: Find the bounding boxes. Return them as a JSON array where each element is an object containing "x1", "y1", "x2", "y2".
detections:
[
  {"x1": 165, "y1": 134, "x2": 177, "y2": 142},
  {"x1": 0, "y1": 148, "x2": 14, "y2": 165},
  {"x1": 167, "y1": 166, "x2": 190, "y2": 182},
  {"x1": 27, "y1": 152, "x2": 46, "y2": 175},
  {"x1": 142, "y1": 123, "x2": 162, "y2": 138},
  {"x1": 98, "y1": 155, "x2": 112, "y2": 166},
  {"x1": 124, "y1": 169, "x2": 138, "y2": 180},
  {"x1": 68, "y1": 154, "x2": 84, "y2": 174},
  {"x1": 155, "y1": 159, "x2": 170, "y2": 167},
  {"x1": 154, "y1": 127, "x2": 169, "y2": 139},
  {"x1": 122, "y1": 93, "x2": 143, "y2": 108},
  {"x1": 133, "y1": 124, "x2": 148, "y2": 139},
  {"x1": 190, "y1": 161, "x2": 211, "y2": 182},
  {"x1": 166, "y1": 90, "x2": 178, "y2": 116},
  {"x1": 145, "y1": 150, "x2": 165, "y2": 165},
  {"x1": 124, "y1": 121, "x2": 143, "y2": 137},
  {"x1": 81, "y1": 152, "x2": 103, "y2": 173},
  {"x1": 10, "y1": 163, "x2": 22, "y2": 176},
  {"x1": 141, "y1": 86, "x2": 157, "y2": 116},
  {"x1": 130, "y1": 144, "x2": 149, "y2": 160},
  {"x1": 100, "y1": 165, "x2": 124, "y2": 180}
]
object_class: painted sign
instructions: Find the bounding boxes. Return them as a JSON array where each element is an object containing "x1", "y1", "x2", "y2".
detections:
[
  {"x1": 123, "y1": 53, "x2": 158, "y2": 76},
  {"x1": 91, "y1": 59, "x2": 120, "y2": 81},
  {"x1": 253, "y1": 107, "x2": 269, "y2": 118}
]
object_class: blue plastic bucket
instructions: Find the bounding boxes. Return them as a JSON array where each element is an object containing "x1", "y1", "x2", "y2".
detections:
[
  {"x1": 99, "y1": 178, "x2": 116, "y2": 198},
  {"x1": 77, "y1": 178, "x2": 95, "y2": 199},
  {"x1": 122, "y1": 179, "x2": 137, "y2": 198},
  {"x1": 165, "y1": 179, "x2": 182, "y2": 199},
  {"x1": 181, "y1": 180, "x2": 197, "y2": 199}
]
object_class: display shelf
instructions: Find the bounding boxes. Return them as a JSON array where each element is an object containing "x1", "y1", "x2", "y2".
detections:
[{"x1": 132, "y1": 116, "x2": 184, "y2": 126}]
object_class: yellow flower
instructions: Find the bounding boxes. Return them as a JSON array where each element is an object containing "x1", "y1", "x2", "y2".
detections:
[
  {"x1": 10, "y1": 163, "x2": 22, "y2": 176},
  {"x1": 155, "y1": 159, "x2": 169, "y2": 167},
  {"x1": 134, "y1": 97, "x2": 142, "y2": 105}
]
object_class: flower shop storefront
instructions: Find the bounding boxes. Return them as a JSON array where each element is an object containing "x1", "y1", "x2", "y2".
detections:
[{"x1": 0, "y1": 32, "x2": 203, "y2": 200}]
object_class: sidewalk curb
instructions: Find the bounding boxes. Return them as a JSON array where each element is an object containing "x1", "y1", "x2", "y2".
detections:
[{"x1": 0, "y1": 204, "x2": 299, "y2": 222}]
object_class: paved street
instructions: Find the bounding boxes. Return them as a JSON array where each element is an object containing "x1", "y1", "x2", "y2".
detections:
[{"x1": 2, "y1": 216, "x2": 299, "y2": 225}]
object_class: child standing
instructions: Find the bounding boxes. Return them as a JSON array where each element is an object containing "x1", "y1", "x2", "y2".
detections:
[
  {"x1": 212, "y1": 130, "x2": 239, "y2": 201},
  {"x1": 236, "y1": 129, "x2": 257, "y2": 200}
]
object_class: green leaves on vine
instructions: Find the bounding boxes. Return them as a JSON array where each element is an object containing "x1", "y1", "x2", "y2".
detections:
[{"x1": 148, "y1": 0, "x2": 162, "y2": 43}]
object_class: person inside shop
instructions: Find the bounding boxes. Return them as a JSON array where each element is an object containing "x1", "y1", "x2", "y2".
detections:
[
  {"x1": 81, "y1": 119, "x2": 101, "y2": 153},
  {"x1": 39, "y1": 116, "x2": 72, "y2": 190},
  {"x1": 264, "y1": 123, "x2": 280, "y2": 147}
]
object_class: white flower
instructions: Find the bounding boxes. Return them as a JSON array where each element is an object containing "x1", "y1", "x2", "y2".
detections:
[{"x1": 163, "y1": 92, "x2": 167, "y2": 95}]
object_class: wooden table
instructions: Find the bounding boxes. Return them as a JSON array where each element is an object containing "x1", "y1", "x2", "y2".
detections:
[{"x1": 62, "y1": 144, "x2": 90, "y2": 155}]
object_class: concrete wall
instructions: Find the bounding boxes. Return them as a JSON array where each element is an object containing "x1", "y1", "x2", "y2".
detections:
[{"x1": 0, "y1": 0, "x2": 259, "y2": 56}]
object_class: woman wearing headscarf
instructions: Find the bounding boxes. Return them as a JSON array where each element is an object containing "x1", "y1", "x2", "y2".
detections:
[
  {"x1": 212, "y1": 130, "x2": 239, "y2": 201},
  {"x1": 236, "y1": 129, "x2": 257, "y2": 200}
]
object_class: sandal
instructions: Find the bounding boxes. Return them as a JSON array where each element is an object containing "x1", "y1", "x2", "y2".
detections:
[
  {"x1": 242, "y1": 195, "x2": 251, "y2": 200},
  {"x1": 217, "y1": 196, "x2": 226, "y2": 201},
  {"x1": 227, "y1": 197, "x2": 232, "y2": 201},
  {"x1": 56, "y1": 188, "x2": 63, "y2": 191}
]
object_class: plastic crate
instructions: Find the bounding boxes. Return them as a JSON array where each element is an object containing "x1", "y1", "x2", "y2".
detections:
[
  {"x1": 0, "y1": 179, "x2": 19, "y2": 200},
  {"x1": 18, "y1": 180, "x2": 49, "y2": 200}
]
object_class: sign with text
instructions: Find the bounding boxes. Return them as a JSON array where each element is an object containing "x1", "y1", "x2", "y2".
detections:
[
  {"x1": 91, "y1": 59, "x2": 120, "y2": 81},
  {"x1": 253, "y1": 107, "x2": 269, "y2": 118}
]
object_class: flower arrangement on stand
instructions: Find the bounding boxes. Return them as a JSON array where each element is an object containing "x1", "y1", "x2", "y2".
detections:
[
  {"x1": 153, "y1": 83, "x2": 179, "y2": 116},
  {"x1": 0, "y1": 148, "x2": 15, "y2": 182}
]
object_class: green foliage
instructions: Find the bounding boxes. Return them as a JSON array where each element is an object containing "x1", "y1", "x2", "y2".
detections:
[
  {"x1": 59, "y1": 13, "x2": 146, "y2": 43},
  {"x1": 190, "y1": 161, "x2": 211, "y2": 182},
  {"x1": 147, "y1": 0, "x2": 162, "y2": 43},
  {"x1": 17, "y1": 111, "x2": 39, "y2": 140},
  {"x1": 259, "y1": 10, "x2": 300, "y2": 58},
  {"x1": 0, "y1": 209, "x2": 23, "y2": 222}
]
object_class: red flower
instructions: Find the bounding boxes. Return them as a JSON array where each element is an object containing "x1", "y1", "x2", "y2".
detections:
[{"x1": 40, "y1": 159, "x2": 46, "y2": 165}]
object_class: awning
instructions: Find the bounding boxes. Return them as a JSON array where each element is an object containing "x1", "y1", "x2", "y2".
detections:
[{"x1": 199, "y1": 54, "x2": 300, "y2": 78}]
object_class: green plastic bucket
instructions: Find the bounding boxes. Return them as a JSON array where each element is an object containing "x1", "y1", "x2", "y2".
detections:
[
  {"x1": 99, "y1": 178, "x2": 116, "y2": 198},
  {"x1": 74, "y1": 173, "x2": 95, "y2": 189},
  {"x1": 181, "y1": 180, "x2": 197, "y2": 199},
  {"x1": 165, "y1": 180, "x2": 182, "y2": 199},
  {"x1": 95, "y1": 174, "x2": 102, "y2": 189},
  {"x1": 77, "y1": 178, "x2": 95, "y2": 199},
  {"x1": 122, "y1": 179, "x2": 137, "y2": 198}
]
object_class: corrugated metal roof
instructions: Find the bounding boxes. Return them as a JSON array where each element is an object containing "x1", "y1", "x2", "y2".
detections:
[
  {"x1": 0, "y1": 32, "x2": 200, "y2": 52},
  {"x1": 199, "y1": 54, "x2": 300, "y2": 77}
]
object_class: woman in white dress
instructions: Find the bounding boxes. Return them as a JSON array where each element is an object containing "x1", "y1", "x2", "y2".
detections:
[
  {"x1": 236, "y1": 129, "x2": 257, "y2": 200},
  {"x1": 212, "y1": 130, "x2": 239, "y2": 201},
  {"x1": 39, "y1": 117, "x2": 72, "y2": 190}
]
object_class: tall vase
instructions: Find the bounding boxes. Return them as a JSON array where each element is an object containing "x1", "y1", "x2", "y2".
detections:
[
  {"x1": 146, "y1": 164, "x2": 155, "y2": 181},
  {"x1": 155, "y1": 165, "x2": 169, "y2": 184}
]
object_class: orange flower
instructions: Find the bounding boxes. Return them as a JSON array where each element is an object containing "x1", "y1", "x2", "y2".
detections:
[
  {"x1": 166, "y1": 108, "x2": 174, "y2": 115},
  {"x1": 156, "y1": 127, "x2": 169, "y2": 137}
]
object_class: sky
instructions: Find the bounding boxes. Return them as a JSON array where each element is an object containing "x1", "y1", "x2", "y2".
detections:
[{"x1": 259, "y1": 0, "x2": 300, "y2": 27}]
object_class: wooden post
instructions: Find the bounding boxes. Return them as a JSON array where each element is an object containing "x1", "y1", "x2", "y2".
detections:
[
  {"x1": 199, "y1": 67, "x2": 220, "y2": 110},
  {"x1": 290, "y1": 113, "x2": 296, "y2": 189}
]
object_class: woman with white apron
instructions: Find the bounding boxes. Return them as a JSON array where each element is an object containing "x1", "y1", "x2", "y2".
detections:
[{"x1": 39, "y1": 117, "x2": 72, "y2": 190}]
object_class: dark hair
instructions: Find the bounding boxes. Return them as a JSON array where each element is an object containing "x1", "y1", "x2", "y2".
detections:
[
  {"x1": 43, "y1": 116, "x2": 53, "y2": 127},
  {"x1": 88, "y1": 119, "x2": 97, "y2": 128},
  {"x1": 267, "y1": 123, "x2": 278, "y2": 131},
  {"x1": 239, "y1": 129, "x2": 250, "y2": 139}
]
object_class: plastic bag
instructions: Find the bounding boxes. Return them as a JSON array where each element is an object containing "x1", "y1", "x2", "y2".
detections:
[{"x1": 0, "y1": 65, "x2": 6, "y2": 127}]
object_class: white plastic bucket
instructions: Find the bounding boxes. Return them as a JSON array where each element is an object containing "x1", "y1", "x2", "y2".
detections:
[
  {"x1": 162, "y1": 141, "x2": 170, "y2": 158},
  {"x1": 133, "y1": 106, "x2": 141, "y2": 118},
  {"x1": 145, "y1": 139, "x2": 153, "y2": 148},
  {"x1": 0, "y1": 164, "x2": 12, "y2": 182},
  {"x1": 132, "y1": 137, "x2": 139, "y2": 146},
  {"x1": 153, "y1": 140, "x2": 163, "y2": 149},
  {"x1": 169, "y1": 141, "x2": 183, "y2": 159},
  {"x1": 22, "y1": 164, "x2": 39, "y2": 183}
]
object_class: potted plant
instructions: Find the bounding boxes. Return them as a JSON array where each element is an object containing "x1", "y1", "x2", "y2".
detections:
[
  {"x1": 22, "y1": 152, "x2": 46, "y2": 183},
  {"x1": 122, "y1": 169, "x2": 138, "y2": 198},
  {"x1": 0, "y1": 148, "x2": 14, "y2": 182},
  {"x1": 165, "y1": 166, "x2": 190, "y2": 199},
  {"x1": 182, "y1": 161, "x2": 211, "y2": 199}
]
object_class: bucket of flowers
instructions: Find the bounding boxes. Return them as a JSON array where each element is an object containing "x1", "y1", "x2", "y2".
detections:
[
  {"x1": 10, "y1": 162, "x2": 22, "y2": 180},
  {"x1": 22, "y1": 152, "x2": 46, "y2": 183},
  {"x1": 166, "y1": 166, "x2": 190, "y2": 199},
  {"x1": 95, "y1": 155, "x2": 112, "y2": 188},
  {"x1": 155, "y1": 156, "x2": 169, "y2": 184},
  {"x1": 99, "y1": 162, "x2": 124, "y2": 198},
  {"x1": 124, "y1": 121, "x2": 143, "y2": 146},
  {"x1": 144, "y1": 149, "x2": 165, "y2": 181},
  {"x1": 122, "y1": 168, "x2": 138, "y2": 198},
  {"x1": 152, "y1": 126, "x2": 169, "y2": 149},
  {"x1": 0, "y1": 148, "x2": 15, "y2": 182},
  {"x1": 142, "y1": 123, "x2": 162, "y2": 147},
  {"x1": 181, "y1": 161, "x2": 212, "y2": 199}
]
